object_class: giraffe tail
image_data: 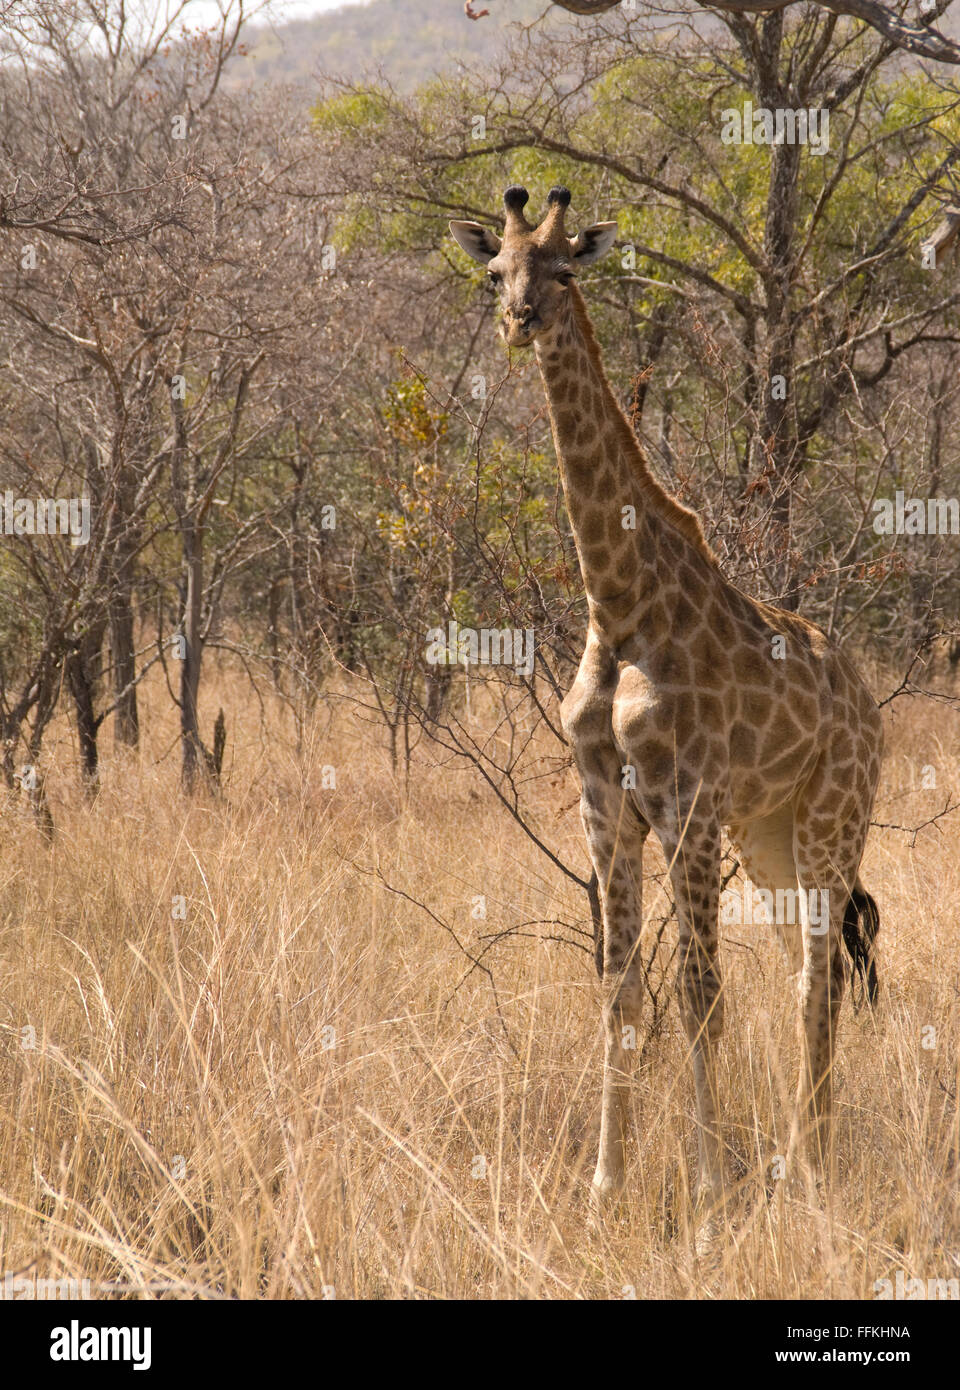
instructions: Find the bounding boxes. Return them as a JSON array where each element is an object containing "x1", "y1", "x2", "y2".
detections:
[{"x1": 842, "y1": 878, "x2": 880, "y2": 1010}]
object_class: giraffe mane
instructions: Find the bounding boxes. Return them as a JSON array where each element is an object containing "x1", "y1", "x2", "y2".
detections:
[{"x1": 567, "y1": 284, "x2": 717, "y2": 567}]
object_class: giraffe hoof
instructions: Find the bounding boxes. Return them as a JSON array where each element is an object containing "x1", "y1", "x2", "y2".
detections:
[
  {"x1": 693, "y1": 1179, "x2": 731, "y2": 1230},
  {"x1": 590, "y1": 1173, "x2": 624, "y2": 1217},
  {"x1": 693, "y1": 1211, "x2": 725, "y2": 1260}
]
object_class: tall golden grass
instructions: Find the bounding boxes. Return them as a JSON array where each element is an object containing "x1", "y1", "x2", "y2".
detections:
[{"x1": 1, "y1": 659, "x2": 957, "y2": 1299}]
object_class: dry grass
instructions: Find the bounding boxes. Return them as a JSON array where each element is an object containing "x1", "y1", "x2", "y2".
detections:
[{"x1": 1, "y1": 661, "x2": 958, "y2": 1300}]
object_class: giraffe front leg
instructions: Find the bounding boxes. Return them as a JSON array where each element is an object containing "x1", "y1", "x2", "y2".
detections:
[{"x1": 577, "y1": 777, "x2": 649, "y2": 1206}]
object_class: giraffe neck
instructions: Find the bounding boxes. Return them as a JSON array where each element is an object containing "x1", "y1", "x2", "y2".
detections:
[{"x1": 534, "y1": 284, "x2": 712, "y2": 646}]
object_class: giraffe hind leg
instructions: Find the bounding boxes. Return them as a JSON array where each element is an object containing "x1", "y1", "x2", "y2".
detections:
[
  {"x1": 660, "y1": 813, "x2": 726, "y2": 1212},
  {"x1": 791, "y1": 793, "x2": 873, "y2": 1170}
]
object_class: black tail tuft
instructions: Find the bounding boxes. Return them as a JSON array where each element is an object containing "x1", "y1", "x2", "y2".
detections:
[{"x1": 842, "y1": 884, "x2": 880, "y2": 1010}]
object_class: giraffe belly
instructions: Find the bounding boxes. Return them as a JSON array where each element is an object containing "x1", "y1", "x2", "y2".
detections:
[{"x1": 725, "y1": 765, "x2": 806, "y2": 823}]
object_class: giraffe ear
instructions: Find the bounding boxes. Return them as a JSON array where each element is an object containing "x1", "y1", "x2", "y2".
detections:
[
  {"x1": 449, "y1": 220, "x2": 502, "y2": 265},
  {"x1": 569, "y1": 221, "x2": 618, "y2": 266}
]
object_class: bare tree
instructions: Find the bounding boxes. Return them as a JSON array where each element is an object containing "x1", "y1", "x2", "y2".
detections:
[{"x1": 482, "y1": 0, "x2": 960, "y2": 64}]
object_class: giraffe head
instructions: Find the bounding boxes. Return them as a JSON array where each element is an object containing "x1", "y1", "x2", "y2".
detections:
[{"x1": 449, "y1": 187, "x2": 618, "y2": 347}]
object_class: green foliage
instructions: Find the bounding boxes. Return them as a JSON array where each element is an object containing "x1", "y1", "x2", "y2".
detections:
[{"x1": 306, "y1": 17, "x2": 960, "y2": 654}]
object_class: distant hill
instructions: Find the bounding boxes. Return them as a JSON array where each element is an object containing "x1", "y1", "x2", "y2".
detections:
[
  {"x1": 229, "y1": 0, "x2": 561, "y2": 91},
  {"x1": 226, "y1": 0, "x2": 960, "y2": 97}
]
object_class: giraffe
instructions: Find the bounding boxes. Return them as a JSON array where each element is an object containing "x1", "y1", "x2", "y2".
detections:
[{"x1": 450, "y1": 186, "x2": 883, "y2": 1215}]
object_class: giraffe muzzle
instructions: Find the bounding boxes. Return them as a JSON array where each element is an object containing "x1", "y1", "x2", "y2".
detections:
[{"x1": 502, "y1": 311, "x2": 540, "y2": 346}]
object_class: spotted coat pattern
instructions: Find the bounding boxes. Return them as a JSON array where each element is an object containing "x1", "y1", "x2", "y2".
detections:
[{"x1": 451, "y1": 189, "x2": 883, "y2": 1208}]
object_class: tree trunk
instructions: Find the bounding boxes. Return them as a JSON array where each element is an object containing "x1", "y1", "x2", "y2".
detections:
[
  {"x1": 757, "y1": 18, "x2": 803, "y2": 607},
  {"x1": 180, "y1": 498, "x2": 205, "y2": 792},
  {"x1": 108, "y1": 520, "x2": 140, "y2": 746},
  {"x1": 66, "y1": 621, "x2": 105, "y2": 793}
]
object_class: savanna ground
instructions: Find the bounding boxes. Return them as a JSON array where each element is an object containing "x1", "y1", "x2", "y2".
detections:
[{"x1": 1, "y1": 656, "x2": 958, "y2": 1300}]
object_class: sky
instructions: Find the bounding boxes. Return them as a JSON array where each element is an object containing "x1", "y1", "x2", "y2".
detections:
[{"x1": 247, "y1": 0, "x2": 367, "y2": 17}]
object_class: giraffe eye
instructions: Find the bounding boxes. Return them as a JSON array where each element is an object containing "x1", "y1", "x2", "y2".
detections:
[
  {"x1": 487, "y1": 270, "x2": 501, "y2": 286},
  {"x1": 556, "y1": 271, "x2": 575, "y2": 286}
]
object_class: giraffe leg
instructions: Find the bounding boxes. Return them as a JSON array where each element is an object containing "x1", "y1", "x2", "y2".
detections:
[
  {"x1": 791, "y1": 803, "x2": 868, "y2": 1173},
  {"x1": 663, "y1": 815, "x2": 726, "y2": 1212},
  {"x1": 577, "y1": 773, "x2": 649, "y2": 1204},
  {"x1": 790, "y1": 870, "x2": 849, "y2": 1174},
  {"x1": 733, "y1": 804, "x2": 845, "y2": 1182}
]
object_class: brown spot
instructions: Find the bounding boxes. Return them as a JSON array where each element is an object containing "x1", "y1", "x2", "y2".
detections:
[
  {"x1": 741, "y1": 690, "x2": 771, "y2": 725},
  {"x1": 638, "y1": 739, "x2": 675, "y2": 784},
  {"x1": 729, "y1": 722, "x2": 757, "y2": 764},
  {"x1": 568, "y1": 462, "x2": 593, "y2": 489},
  {"x1": 659, "y1": 647, "x2": 692, "y2": 685},
  {"x1": 683, "y1": 566, "x2": 707, "y2": 602},
  {"x1": 808, "y1": 816, "x2": 834, "y2": 841},
  {"x1": 736, "y1": 646, "x2": 769, "y2": 684},
  {"x1": 608, "y1": 511, "x2": 632, "y2": 545},
  {"x1": 674, "y1": 691, "x2": 696, "y2": 728},
  {"x1": 674, "y1": 593, "x2": 697, "y2": 630},
  {"x1": 714, "y1": 610, "x2": 735, "y2": 643},
  {"x1": 581, "y1": 508, "x2": 605, "y2": 545},
  {"x1": 697, "y1": 693, "x2": 723, "y2": 725}
]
